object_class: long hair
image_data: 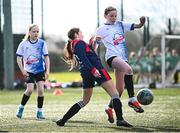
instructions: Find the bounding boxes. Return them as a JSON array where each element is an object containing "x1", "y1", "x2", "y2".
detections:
[
  {"x1": 23, "y1": 23, "x2": 39, "y2": 41},
  {"x1": 63, "y1": 28, "x2": 80, "y2": 71}
]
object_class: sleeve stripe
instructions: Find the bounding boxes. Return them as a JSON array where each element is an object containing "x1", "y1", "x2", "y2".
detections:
[
  {"x1": 16, "y1": 54, "x2": 23, "y2": 57},
  {"x1": 130, "y1": 24, "x2": 135, "y2": 30}
]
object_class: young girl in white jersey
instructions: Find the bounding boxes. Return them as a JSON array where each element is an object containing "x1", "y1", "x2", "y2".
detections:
[
  {"x1": 94, "y1": 6, "x2": 145, "y2": 123},
  {"x1": 16, "y1": 24, "x2": 50, "y2": 119}
]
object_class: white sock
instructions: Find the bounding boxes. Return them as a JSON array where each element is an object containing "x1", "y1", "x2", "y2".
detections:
[
  {"x1": 129, "y1": 97, "x2": 136, "y2": 102},
  {"x1": 19, "y1": 104, "x2": 24, "y2": 108},
  {"x1": 38, "y1": 108, "x2": 42, "y2": 112}
]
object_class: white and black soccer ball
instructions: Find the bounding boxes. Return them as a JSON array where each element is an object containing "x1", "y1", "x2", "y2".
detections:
[{"x1": 137, "y1": 88, "x2": 154, "y2": 105}]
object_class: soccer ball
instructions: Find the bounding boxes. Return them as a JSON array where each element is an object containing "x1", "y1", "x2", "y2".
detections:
[{"x1": 137, "y1": 88, "x2": 154, "y2": 105}]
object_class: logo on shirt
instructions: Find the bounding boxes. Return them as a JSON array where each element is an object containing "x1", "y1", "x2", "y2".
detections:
[
  {"x1": 113, "y1": 33, "x2": 125, "y2": 45},
  {"x1": 26, "y1": 55, "x2": 39, "y2": 65}
]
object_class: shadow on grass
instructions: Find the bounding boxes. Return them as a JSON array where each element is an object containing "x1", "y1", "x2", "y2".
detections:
[
  {"x1": 52, "y1": 119, "x2": 96, "y2": 125},
  {"x1": 107, "y1": 125, "x2": 180, "y2": 132},
  {"x1": 0, "y1": 131, "x2": 8, "y2": 132},
  {"x1": 19, "y1": 118, "x2": 180, "y2": 132},
  {"x1": 68, "y1": 120, "x2": 95, "y2": 125},
  {"x1": 22, "y1": 117, "x2": 58, "y2": 121},
  {"x1": 21, "y1": 117, "x2": 46, "y2": 121}
]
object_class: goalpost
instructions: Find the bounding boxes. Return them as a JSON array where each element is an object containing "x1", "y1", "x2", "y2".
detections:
[{"x1": 161, "y1": 34, "x2": 180, "y2": 88}]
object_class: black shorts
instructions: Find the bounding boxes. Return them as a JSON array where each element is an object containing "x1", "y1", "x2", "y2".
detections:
[
  {"x1": 107, "y1": 56, "x2": 117, "y2": 68},
  {"x1": 107, "y1": 56, "x2": 129, "y2": 68},
  {"x1": 26, "y1": 72, "x2": 45, "y2": 83},
  {"x1": 81, "y1": 68, "x2": 111, "y2": 89}
]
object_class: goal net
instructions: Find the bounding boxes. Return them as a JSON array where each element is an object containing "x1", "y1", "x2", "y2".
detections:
[
  {"x1": 161, "y1": 34, "x2": 180, "y2": 88},
  {"x1": 122, "y1": 34, "x2": 180, "y2": 89}
]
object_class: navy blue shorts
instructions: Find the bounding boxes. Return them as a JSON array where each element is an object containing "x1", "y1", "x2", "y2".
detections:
[
  {"x1": 81, "y1": 68, "x2": 111, "y2": 89},
  {"x1": 26, "y1": 72, "x2": 45, "y2": 83}
]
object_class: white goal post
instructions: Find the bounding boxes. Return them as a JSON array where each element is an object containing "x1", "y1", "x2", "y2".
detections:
[{"x1": 161, "y1": 34, "x2": 180, "y2": 88}]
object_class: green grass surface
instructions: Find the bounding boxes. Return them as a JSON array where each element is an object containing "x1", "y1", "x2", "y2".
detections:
[
  {"x1": 0, "y1": 88, "x2": 180, "y2": 132},
  {"x1": 49, "y1": 72, "x2": 115, "y2": 82},
  {"x1": 49, "y1": 72, "x2": 82, "y2": 82}
]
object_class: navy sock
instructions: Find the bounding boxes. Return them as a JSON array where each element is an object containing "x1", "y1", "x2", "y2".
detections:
[
  {"x1": 112, "y1": 98, "x2": 123, "y2": 120},
  {"x1": 37, "y1": 96, "x2": 44, "y2": 108},
  {"x1": 21, "y1": 94, "x2": 30, "y2": 106},
  {"x1": 61, "y1": 103, "x2": 82, "y2": 123},
  {"x1": 124, "y1": 75, "x2": 134, "y2": 98}
]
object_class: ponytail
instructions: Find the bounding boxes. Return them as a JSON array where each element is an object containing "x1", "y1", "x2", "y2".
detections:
[
  {"x1": 64, "y1": 40, "x2": 73, "y2": 60},
  {"x1": 63, "y1": 40, "x2": 78, "y2": 71},
  {"x1": 63, "y1": 28, "x2": 80, "y2": 71}
]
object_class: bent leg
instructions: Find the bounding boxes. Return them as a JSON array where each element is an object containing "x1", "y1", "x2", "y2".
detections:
[
  {"x1": 114, "y1": 70, "x2": 125, "y2": 96},
  {"x1": 101, "y1": 80, "x2": 123, "y2": 120},
  {"x1": 36, "y1": 81, "x2": 46, "y2": 119},
  {"x1": 37, "y1": 81, "x2": 45, "y2": 109},
  {"x1": 56, "y1": 88, "x2": 93, "y2": 126},
  {"x1": 101, "y1": 80, "x2": 133, "y2": 127},
  {"x1": 106, "y1": 70, "x2": 124, "y2": 111},
  {"x1": 111, "y1": 57, "x2": 144, "y2": 113},
  {"x1": 21, "y1": 83, "x2": 34, "y2": 106},
  {"x1": 111, "y1": 57, "x2": 135, "y2": 98},
  {"x1": 16, "y1": 83, "x2": 34, "y2": 118}
]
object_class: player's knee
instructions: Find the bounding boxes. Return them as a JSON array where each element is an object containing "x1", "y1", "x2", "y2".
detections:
[
  {"x1": 111, "y1": 94, "x2": 119, "y2": 100},
  {"x1": 83, "y1": 100, "x2": 90, "y2": 106},
  {"x1": 25, "y1": 88, "x2": 33, "y2": 95},
  {"x1": 77, "y1": 100, "x2": 86, "y2": 108},
  {"x1": 37, "y1": 90, "x2": 44, "y2": 96},
  {"x1": 127, "y1": 67, "x2": 133, "y2": 75},
  {"x1": 117, "y1": 89, "x2": 124, "y2": 96}
]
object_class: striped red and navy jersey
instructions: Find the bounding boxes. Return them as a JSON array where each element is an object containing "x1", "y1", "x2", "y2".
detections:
[{"x1": 72, "y1": 40, "x2": 103, "y2": 75}]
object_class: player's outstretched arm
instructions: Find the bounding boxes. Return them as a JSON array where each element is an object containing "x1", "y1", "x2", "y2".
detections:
[{"x1": 134, "y1": 16, "x2": 146, "y2": 29}]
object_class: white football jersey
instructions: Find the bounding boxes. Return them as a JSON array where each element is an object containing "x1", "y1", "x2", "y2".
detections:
[
  {"x1": 96, "y1": 21, "x2": 134, "y2": 61},
  {"x1": 16, "y1": 39, "x2": 48, "y2": 74}
]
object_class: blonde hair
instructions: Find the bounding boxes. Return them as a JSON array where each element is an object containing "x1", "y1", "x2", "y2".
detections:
[
  {"x1": 23, "y1": 23, "x2": 39, "y2": 41},
  {"x1": 63, "y1": 28, "x2": 80, "y2": 71}
]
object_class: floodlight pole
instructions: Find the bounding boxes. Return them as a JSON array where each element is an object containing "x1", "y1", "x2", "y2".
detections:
[
  {"x1": 31, "y1": 0, "x2": 34, "y2": 23},
  {"x1": 161, "y1": 34, "x2": 165, "y2": 88},
  {"x1": 121, "y1": 0, "x2": 124, "y2": 21},
  {"x1": 0, "y1": 0, "x2": 1, "y2": 31},
  {"x1": 41, "y1": 0, "x2": 44, "y2": 39},
  {"x1": 97, "y1": 0, "x2": 100, "y2": 27},
  {"x1": 96, "y1": 0, "x2": 100, "y2": 55},
  {"x1": 3, "y1": 0, "x2": 14, "y2": 89}
]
